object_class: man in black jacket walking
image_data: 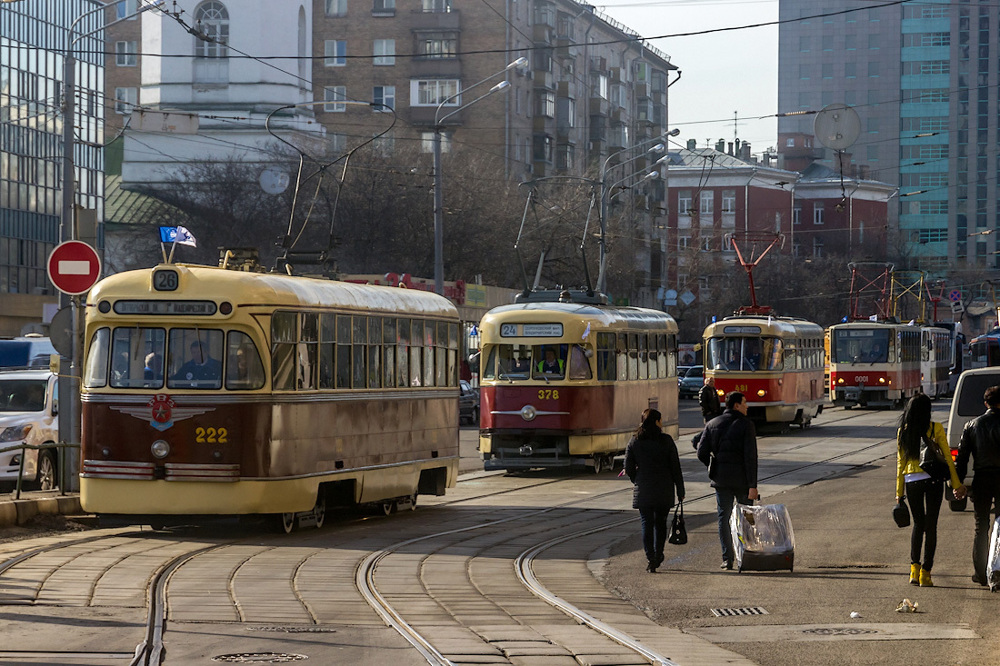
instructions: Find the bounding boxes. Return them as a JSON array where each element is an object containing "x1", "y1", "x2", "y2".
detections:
[
  {"x1": 697, "y1": 391, "x2": 759, "y2": 570},
  {"x1": 955, "y1": 384, "x2": 1000, "y2": 585}
]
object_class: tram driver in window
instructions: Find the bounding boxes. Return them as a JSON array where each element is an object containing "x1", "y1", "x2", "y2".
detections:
[
  {"x1": 174, "y1": 340, "x2": 221, "y2": 382},
  {"x1": 538, "y1": 347, "x2": 564, "y2": 375},
  {"x1": 866, "y1": 344, "x2": 883, "y2": 362}
]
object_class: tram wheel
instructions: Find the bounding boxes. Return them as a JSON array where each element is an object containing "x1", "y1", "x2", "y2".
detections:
[
  {"x1": 593, "y1": 455, "x2": 604, "y2": 474},
  {"x1": 278, "y1": 512, "x2": 297, "y2": 534},
  {"x1": 381, "y1": 500, "x2": 397, "y2": 516},
  {"x1": 312, "y1": 495, "x2": 326, "y2": 529}
]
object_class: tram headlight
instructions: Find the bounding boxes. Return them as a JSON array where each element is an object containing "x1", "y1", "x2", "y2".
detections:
[
  {"x1": 838, "y1": 378, "x2": 844, "y2": 384},
  {"x1": 716, "y1": 389, "x2": 724, "y2": 397},
  {"x1": 879, "y1": 377, "x2": 886, "y2": 384},
  {"x1": 151, "y1": 439, "x2": 170, "y2": 459},
  {"x1": 757, "y1": 389, "x2": 766, "y2": 397},
  {"x1": 520, "y1": 405, "x2": 537, "y2": 421}
]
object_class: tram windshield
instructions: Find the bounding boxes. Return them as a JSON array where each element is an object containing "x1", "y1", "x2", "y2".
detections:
[
  {"x1": 481, "y1": 343, "x2": 592, "y2": 381},
  {"x1": 705, "y1": 337, "x2": 783, "y2": 371},
  {"x1": 85, "y1": 327, "x2": 265, "y2": 390},
  {"x1": 832, "y1": 328, "x2": 890, "y2": 364}
]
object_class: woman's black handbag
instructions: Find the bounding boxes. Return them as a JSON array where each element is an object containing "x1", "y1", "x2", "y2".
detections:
[
  {"x1": 893, "y1": 500, "x2": 910, "y2": 528},
  {"x1": 668, "y1": 502, "x2": 687, "y2": 545},
  {"x1": 919, "y1": 436, "x2": 950, "y2": 481}
]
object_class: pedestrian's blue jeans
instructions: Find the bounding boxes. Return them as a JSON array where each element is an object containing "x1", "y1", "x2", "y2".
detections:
[{"x1": 715, "y1": 487, "x2": 751, "y2": 564}]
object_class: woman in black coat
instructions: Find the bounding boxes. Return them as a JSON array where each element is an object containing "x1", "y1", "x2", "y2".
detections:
[{"x1": 624, "y1": 408, "x2": 685, "y2": 573}]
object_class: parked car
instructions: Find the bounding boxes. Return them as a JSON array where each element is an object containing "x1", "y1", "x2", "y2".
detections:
[
  {"x1": 0, "y1": 336, "x2": 57, "y2": 370},
  {"x1": 945, "y1": 367, "x2": 1000, "y2": 511},
  {"x1": 0, "y1": 369, "x2": 59, "y2": 492},
  {"x1": 678, "y1": 365, "x2": 704, "y2": 399},
  {"x1": 459, "y1": 380, "x2": 480, "y2": 426}
]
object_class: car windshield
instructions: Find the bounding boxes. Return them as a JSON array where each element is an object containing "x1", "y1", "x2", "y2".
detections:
[{"x1": 0, "y1": 379, "x2": 46, "y2": 412}]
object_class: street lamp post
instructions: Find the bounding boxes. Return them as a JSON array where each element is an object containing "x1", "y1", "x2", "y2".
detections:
[
  {"x1": 432, "y1": 57, "x2": 526, "y2": 295},
  {"x1": 59, "y1": 0, "x2": 162, "y2": 491}
]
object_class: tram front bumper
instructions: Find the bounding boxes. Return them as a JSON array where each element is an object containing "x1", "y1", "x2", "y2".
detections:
[{"x1": 481, "y1": 435, "x2": 583, "y2": 471}]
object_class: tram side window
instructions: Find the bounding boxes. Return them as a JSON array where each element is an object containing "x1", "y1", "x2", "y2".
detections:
[
  {"x1": 435, "y1": 321, "x2": 447, "y2": 387},
  {"x1": 225, "y1": 331, "x2": 265, "y2": 390},
  {"x1": 108, "y1": 327, "x2": 166, "y2": 388},
  {"x1": 353, "y1": 317, "x2": 368, "y2": 389},
  {"x1": 383, "y1": 318, "x2": 396, "y2": 388},
  {"x1": 336, "y1": 315, "x2": 352, "y2": 389},
  {"x1": 617, "y1": 334, "x2": 628, "y2": 381},
  {"x1": 664, "y1": 334, "x2": 675, "y2": 377},
  {"x1": 167, "y1": 329, "x2": 224, "y2": 389},
  {"x1": 596, "y1": 332, "x2": 616, "y2": 381},
  {"x1": 447, "y1": 322, "x2": 459, "y2": 387},
  {"x1": 299, "y1": 312, "x2": 318, "y2": 390},
  {"x1": 568, "y1": 344, "x2": 593, "y2": 380},
  {"x1": 396, "y1": 318, "x2": 410, "y2": 387},
  {"x1": 638, "y1": 334, "x2": 648, "y2": 380},
  {"x1": 319, "y1": 314, "x2": 335, "y2": 389},
  {"x1": 271, "y1": 311, "x2": 296, "y2": 391},
  {"x1": 410, "y1": 320, "x2": 424, "y2": 386},
  {"x1": 423, "y1": 320, "x2": 436, "y2": 387},
  {"x1": 84, "y1": 327, "x2": 111, "y2": 388},
  {"x1": 368, "y1": 316, "x2": 381, "y2": 389}
]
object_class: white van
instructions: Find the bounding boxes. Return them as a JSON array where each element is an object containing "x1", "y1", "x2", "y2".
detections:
[
  {"x1": 945, "y1": 367, "x2": 1000, "y2": 511},
  {"x1": 0, "y1": 369, "x2": 59, "y2": 492}
]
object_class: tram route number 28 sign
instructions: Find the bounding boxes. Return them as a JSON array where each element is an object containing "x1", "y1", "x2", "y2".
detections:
[{"x1": 500, "y1": 323, "x2": 564, "y2": 337}]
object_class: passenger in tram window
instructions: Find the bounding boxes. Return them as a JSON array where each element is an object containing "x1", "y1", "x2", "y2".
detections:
[
  {"x1": 896, "y1": 393, "x2": 964, "y2": 587},
  {"x1": 625, "y1": 408, "x2": 685, "y2": 574},
  {"x1": 173, "y1": 340, "x2": 222, "y2": 382},
  {"x1": 143, "y1": 352, "x2": 162, "y2": 381},
  {"x1": 511, "y1": 355, "x2": 531, "y2": 373},
  {"x1": 537, "y1": 347, "x2": 564, "y2": 375}
]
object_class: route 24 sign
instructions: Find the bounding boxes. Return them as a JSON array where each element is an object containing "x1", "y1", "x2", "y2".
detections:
[{"x1": 47, "y1": 241, "x2": 101, "y2": 295}]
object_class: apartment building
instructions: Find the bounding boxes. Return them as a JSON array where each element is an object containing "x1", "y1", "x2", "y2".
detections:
[{"x1": 778, "y1": 0, "x2": 1000, "y2": 276}]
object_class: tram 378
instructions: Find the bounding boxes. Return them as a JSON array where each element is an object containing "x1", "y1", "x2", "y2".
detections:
[
  {"x1": 80, "y1": 259, "x2": 460, "y2": 531},
  {"x1": 828, "y1": 320, "x2": 921, "y2": 408},
  {"x1": 477, "y1": 290, "x2": 679, "y2": 472},
  {"x1": 703, "y1": 315, "x2": 825, "y2": 427}
]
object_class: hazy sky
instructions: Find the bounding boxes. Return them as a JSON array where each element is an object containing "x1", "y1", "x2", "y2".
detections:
[{"x1": 597, "y1": 0, "x2": 779, "y2": 156}]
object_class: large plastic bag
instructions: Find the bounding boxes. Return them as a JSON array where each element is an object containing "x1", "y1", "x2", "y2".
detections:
[
  {"x1": 730, "y1": 503, "x2": 795, "y2": 570},
  {"x1": 988, "y1": 516, "x2": 1000, "y2": 591}
]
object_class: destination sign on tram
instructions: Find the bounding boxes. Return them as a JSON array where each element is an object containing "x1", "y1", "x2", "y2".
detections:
[
  {"x1": 112, "y1": 300, "x2": 218, "y2": 316},
  {"x1": 723, "y1": 326, "x2": 762, "y2": 334},
  {"x1": 500, "y1": 323, "x2": 563, "y2": 337}
]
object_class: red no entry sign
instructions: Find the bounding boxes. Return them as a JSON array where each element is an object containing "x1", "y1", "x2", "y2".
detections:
[{"x1": 47, "y1": 241, "x2": 101, "y2": 295}]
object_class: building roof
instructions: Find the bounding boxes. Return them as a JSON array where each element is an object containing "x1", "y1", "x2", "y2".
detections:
[{"x1": 104, "y1": 175, "x2": 187, "y2": 227}]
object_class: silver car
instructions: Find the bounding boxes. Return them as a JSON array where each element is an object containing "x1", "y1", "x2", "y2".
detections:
[{"x1": 0, "y1": 369, "x2": 59, "y2": 492}]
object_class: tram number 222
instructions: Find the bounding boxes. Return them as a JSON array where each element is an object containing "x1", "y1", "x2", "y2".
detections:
[
  {"x1": 537, "y1": 389, "x2": 560, "y2": 400},
  {"x1": 195, "y1": 427, "x2": 228, "y2": 444}
]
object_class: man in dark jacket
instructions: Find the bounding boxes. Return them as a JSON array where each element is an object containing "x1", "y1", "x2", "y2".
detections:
[
  {"x1": 696, "y1": 391, "x2": 759, "y2": 570},
  {"x1": 625, "y1": 409, "x2": 685, "y2": 573},
  {"x1": 955, "y1": 385, "x2": 1000, "y2": 586},
  {"x1": 699, "y1": 376, "x2": 723, "y2": 423}
]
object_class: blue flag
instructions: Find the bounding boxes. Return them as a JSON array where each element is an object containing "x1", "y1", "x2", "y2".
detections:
[{"x1": 159, "y1": 226, "x2": 197, "y2": 247}]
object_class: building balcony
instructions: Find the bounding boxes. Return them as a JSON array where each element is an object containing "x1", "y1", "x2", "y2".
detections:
[
  {"x1": 409, "y1": 58, "x2": 461, "y2": 78},
  {"x1": 589, "y1": 96, "x2": 610, "y2": 116},
  {"x1": 409, "y1": 8, "x2": 460, "y2": 30},
  {"x1": 533, "y1": 70, "x2": 555, "y2": 90}
]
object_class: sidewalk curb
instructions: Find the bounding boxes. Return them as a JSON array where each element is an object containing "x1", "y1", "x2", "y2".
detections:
[{"x1": 0, "y1": 495, "x2": 82, "y2": 528}]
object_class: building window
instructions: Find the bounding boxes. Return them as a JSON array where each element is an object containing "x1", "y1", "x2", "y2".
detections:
[
  {"x1": 813, "y1": 237, "x2": 824, "y2": 258},
  {"x1": 373, "y1": 0, "x2": 394, "y2": 14},
  {"x1": 330, "y1": 133, "x2": 346, "y2": 154},
  {"x1": 702, "y1": 236, "x2": 713, "y2": 252},
  {"x1": 412, "y1": 79, "x2": 459, "y2": 106},
  {"x1": 533, "y1": 134, "x2": 554, "y2": 163},
  {"x1": 556, "y1": 143, "x2": 574, "y2": 170},
  {"x1": 793, "y1": 205, "x2": 801, "y2": 225},
  {"x1": 722, "y1": 190, "x2": 735, "y2": 213},
  {"x1": 373, "y1": 132, "x2": 394, "y2": 157},
  {"x1": 373, "y1": 39, "x2": 395, "y2": 65},
  {"x1": 845, "y1": 62, "x2": 856, "y2": 78},
  {"x1": 822, "y1": 63, "x2": 833, "y2": 79},
  {"x1": 325, "y1": 40, "x2": 346, "y2": 66},
  {"x1": 373, "y1": 85, "x2": 395, "y2": 111},
  {"x1": 798, "y1": 64, "x2": 810, "y2": 79},
  {"x1": 116, "y1": 0, "x2": 137, "y2": 19},
  {"x1": 677, "y1": 190, "x2": 692, "y2": 215},
  {"x1": 845, "y1": 33, "x2": 856, "y2": 50},
  {"x1": 324, "y1": 86, "x2": 346, "y2": 112},
  {"x1": 422, "y1": 0, "x2": 451, "y2": 12},
  {"x1": 326, "y1": 0, "x2": 347, "y2": 16},
  {"x1": 194, "y1": 1, "x2": 229, "y2": 58},
  {"x1": 114, "y1": 87, "x2": 137, "y2": 114},
  {"x1": 535, "y1": 91, "x2": 555, "y2": 118},
  {"x1": 799, "y1": 36, "x2": 810, "y2": 51},
  {"x1": 419, "y1": 33, "x2": 457, "y2": 58},
  {"x1": 785, "y1": 138, "x2": 795, "y2": 147},
  {"x1": 700, "y1": 190, "x2": 713, "y2": 215},
  {"x1": 813, "y1": 202, "x2": 824, "y2": 225},
  {"x1": 868, "y1": 61, "x2": 879, "y2": 77},
  {"x1": 115, "y1": 41, "x2": 137, "y2": 67}
]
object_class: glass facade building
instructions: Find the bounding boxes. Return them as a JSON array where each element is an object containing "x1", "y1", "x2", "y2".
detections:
[{"x1": 1, "y1": 0, "x2": 104, "y2": 295}]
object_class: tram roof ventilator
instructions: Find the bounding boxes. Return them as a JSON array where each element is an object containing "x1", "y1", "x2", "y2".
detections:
[{"x1": 514, "y1": 289, "x2": 610, "y2": 305}]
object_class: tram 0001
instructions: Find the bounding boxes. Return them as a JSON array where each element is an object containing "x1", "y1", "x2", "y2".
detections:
[
  {"x1": 703, "y1": 315, "x2": 826, "y2": 427},
  {"x1": 476, "y1": 290, "x2": 679, "y2": 473},
  {"x1": 79, "y1": 260, "x2": 460, "y2": 532},
  {"x1": 828, "y1": 321, "x2": 922, "y2": 408}
]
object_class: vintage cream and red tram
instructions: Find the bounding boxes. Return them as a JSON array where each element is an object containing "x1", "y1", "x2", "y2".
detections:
[
  {"x1": 703, "y1": 316, "x2": 825, "y2": 426},
  {"x1": 477, "y1": 290, "x2": 679, "y2": 472},
  {"x1": 80, "y1": 261, "x2": 460, "y2": 531},
  {"x1": 828, "y1": 321, "x2": 922, "y2": 408}
]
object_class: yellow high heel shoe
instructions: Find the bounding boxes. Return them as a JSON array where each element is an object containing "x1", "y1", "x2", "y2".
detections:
[{"x1": 919, "y1": 567, "x2": 933, "y2": 587}]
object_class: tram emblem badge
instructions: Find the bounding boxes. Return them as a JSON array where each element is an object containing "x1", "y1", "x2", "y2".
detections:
[{"x1": 111, "y1": 394, "x2": 213, "y2": 431}]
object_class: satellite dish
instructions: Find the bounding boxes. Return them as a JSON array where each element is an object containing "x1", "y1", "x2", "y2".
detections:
[
  {"x1": 813, "y1": 103, "x2": 861, "y2": 150},
  {"x1": 258, "y1": 167, "x2": 290, "y2": 195}
]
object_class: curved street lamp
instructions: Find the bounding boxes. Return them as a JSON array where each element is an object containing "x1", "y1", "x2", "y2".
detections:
[{"x1": 431, "y1": 57, "x2": 526, "y2": 295}]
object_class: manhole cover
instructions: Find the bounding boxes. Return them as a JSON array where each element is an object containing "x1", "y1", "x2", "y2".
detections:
[
  {"x1": 711, "y1": 607, "x2": 769, "y2": 617},
  {"x1": 246, "y1": 626, "x2": 337, "y2": 633},
  {"x1": 212, "y1": 653, "x2": 308, "y2": 663},
  {"x1": 802, "y1": 627, "x2": 879, "y2": 636}
]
